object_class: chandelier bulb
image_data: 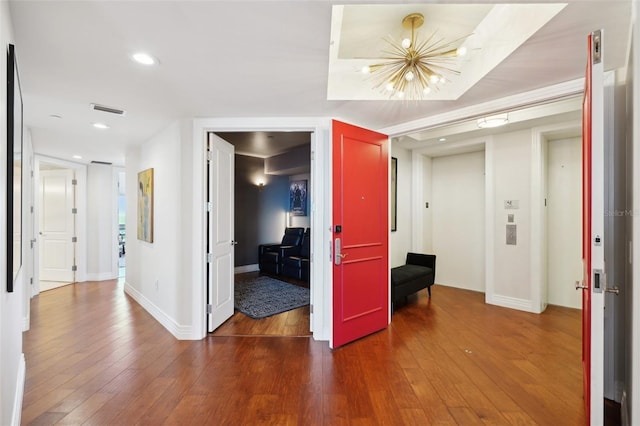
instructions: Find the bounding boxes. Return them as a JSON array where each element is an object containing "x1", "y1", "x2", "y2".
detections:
[
  {"x1": 401, "y1": 38, "x2": 411, "y2": 49},
  {"x1": 430, "y1": 74, "x2": 439, "y2": 83},
  {"x1": 439, "y1": 76, "x2": 446, "y2": 83},
  {"x1": 457, "y1": 46, "x2": 468, "y2": 57},
  {"x1": 405, "y1": 71, "x2": 415, "y2": 81},
  {"x1": 385, "y1": 83, "x2": 394, "y2": 92},
  {"x1": 423, "y1": 87, "x2": 432, "y2": 95},
  {"x1": 361, "y1": 65, "x2": 371, "y2": 74},
  {"x1": 397, "y1": 91, "x2": 404, "y2": 98}
]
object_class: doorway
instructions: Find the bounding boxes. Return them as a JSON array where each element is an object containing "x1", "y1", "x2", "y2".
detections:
[
  {"x1": 117, "y1": 171, "x2": 126, "y2": 279},
  {"x1": 210, "y1": 131, "x2": 313, "y2": 337},
  {"x1": 37, "y1": 162, "x2": 76, "y2": 292}
]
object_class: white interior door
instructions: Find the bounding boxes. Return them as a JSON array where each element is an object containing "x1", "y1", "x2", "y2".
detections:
[
  {"x1": 207, "y1": 133, "x2": 235, "y2": 332},
  {"x1": 39, "y1": 168, "x2": 75, "y2": 283}
]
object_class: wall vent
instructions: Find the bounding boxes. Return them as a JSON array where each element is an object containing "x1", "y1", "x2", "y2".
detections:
[
  {"x1": 90, "y1": 160, "x2": 113, "y2": 165},
  {"x1": 90, "y1": 103, "x2": 126, "y2": 116}
]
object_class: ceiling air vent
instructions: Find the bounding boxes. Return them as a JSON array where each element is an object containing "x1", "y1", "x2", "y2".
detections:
[
  {"x1": 90, "y1": 103, "x2": 126, "y2": 116},
  {"x1": 90, "y1": 160, "x2": 113, "y2": 165}
]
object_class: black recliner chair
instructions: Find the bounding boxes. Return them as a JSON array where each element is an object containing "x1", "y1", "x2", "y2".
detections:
[
  {"x1": 281, "y1": 228, "x2": 310, "y2": 281},
  {"x1": 258, "y1": 227, "x2": 305, "y2": 275}
]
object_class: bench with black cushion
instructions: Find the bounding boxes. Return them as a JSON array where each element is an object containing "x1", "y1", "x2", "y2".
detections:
[
  {"x1": 391, "y1": 253, "x2": 436, "y2": 309},
  {"x1": 258, "y1": 227, "x2": 305, "y2": 275},
  {"x1": 281, "y1": 228, "x2": 310, "y2": 281}
]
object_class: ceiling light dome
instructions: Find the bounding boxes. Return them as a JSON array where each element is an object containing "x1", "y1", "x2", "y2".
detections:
[
  {"x1": 477, "y1": 114, "x2": 509, "y2": 129},
  {"x1": 132, "y1": 52, "x2": 157, "y2": 66}
]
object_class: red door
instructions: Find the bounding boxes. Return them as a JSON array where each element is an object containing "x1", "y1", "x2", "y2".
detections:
[
  {"x1": 332, "y1": 120, "x2": 389, "y2": 348},
  {"x1": 581, "y1": 30, "x2": 605, "y2": 425}
]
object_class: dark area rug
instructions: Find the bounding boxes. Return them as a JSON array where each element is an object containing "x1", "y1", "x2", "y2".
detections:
[{"x1": 234, "y1": 275, "x2": 310, "y2": 319}]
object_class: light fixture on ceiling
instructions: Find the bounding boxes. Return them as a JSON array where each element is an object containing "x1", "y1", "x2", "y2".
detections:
[
  {"x1": 477, "y1": 114, "x2": 509, "y2": 129},
  {"x1": 362, "y1": 13, "x2": 469, "y2": 100},
  {"x1": 438, "y1": 137, "x2": 447, "y2": 142},
  {"x1": 93, "y1": 122, "x2": 110, "y2": 130},
  {"x1": 72, "y1": 155, "x2": 82, "y2": 160},
  {"x1": 131, "y1": 52, "x2": 158, "y2": 66}
]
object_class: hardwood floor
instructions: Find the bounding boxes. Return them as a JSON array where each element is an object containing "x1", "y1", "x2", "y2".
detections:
[
  {"x1": 213, "y1": 272, "x2": 312, "y2": 337},
  {"x1": 22, "y1": 280, "x2": 585, "y2": 425}
]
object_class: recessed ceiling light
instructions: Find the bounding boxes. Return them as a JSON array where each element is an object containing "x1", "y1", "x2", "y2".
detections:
[
  {"x1": 93, "y1": 122, "x2": 110, "y2": 129},
  {"x1": 72, "y1": 155, "x2": 82, "y2": 160},
  {"x1": 439, "y1": 138, "x2": 447, "y2": 142},
  {"x1": 131, "y1": 52, "x2": 157, "y2": 66},
  {"x1": 49, "y1": 114, "x2": 62, "y2": 119}
]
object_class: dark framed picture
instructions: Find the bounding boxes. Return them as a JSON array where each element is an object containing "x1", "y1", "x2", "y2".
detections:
[
  {"x1": 289, "y1": 180, "x2": 307, "y2": 216},
  {"x1": 6, "y1": 43, "x2": 23, "y2": 292},
  {"x1": 391, "y1": 157, "x2": 397, "y2": 232}
]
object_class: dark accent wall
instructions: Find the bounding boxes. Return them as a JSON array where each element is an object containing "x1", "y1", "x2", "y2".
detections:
[{"x1": 234, "y1": 155, "x2": 289, "y2": 266}]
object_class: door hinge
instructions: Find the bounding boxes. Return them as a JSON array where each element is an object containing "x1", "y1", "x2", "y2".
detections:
[
  {"x1": 206, "y1": 202, "x2": 213, "y2": 212},
  {"x1": 72, "y1": 179, "x2": 78, "y2": 186},
  {"x1": 206, "y1": 253, "x2": 213, "y2": 263},
  {"x1": 593, "y1": 30, "x2": 602, "y2": 64},
  {"x1": 30, "y1": 170, "x2": 34, "y2": 177},
  {"x1": 30, "y1": 206, "x2": 34, "y2": 213},
  {"x1": 72, "y1": 208, "x2": 78, "y2": 214},
  {"x1": 310, "y1": 304, "x2": 313, "y2": 314},
  {"x1": 207, "y1": 150, "x2": 213, "y2": 162},
  {"x1": 30, "y1": 277, "x2": 33, "y2": 285},
  {"x1": 72, "y1": 236, "x2": 77, "y2": 243},
  {"x1": 71, "y1": 265, "x2": 77, "y2": 272},
  {"x1": 207, "y1": 304, "x2": 213, "y2": 314}
]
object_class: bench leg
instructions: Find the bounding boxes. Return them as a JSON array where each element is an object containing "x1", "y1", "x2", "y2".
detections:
[{"x1": 428, "y1": 286, "x2": 432, "y2": 297}]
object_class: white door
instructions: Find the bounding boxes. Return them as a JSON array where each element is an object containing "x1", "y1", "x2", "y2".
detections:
[
  {"x1": 39, "y1": 169, "x2": 75, "y2": 282},
  {"x1": 207, "y1": 133, "x2": 235, "y2": 332}
]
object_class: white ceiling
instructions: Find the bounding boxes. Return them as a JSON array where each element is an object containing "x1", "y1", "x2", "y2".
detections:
[{"x1": 8, "y1": 0, "x2": 632, "y2": 166}]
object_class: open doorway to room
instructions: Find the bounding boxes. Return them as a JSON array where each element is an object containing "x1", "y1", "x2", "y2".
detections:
[
  {"x1": 117, "y1": 171, "x2": 126, "y2": 279},
  {"x1": 210, "y1": 131, "x2": 312, "y2": 337}
]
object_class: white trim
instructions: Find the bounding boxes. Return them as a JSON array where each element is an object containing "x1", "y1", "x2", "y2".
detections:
[
  {"x1": 379, "y1": 78, "x2": 584, "y2": 137},
  {"x1": 234, "y1": 264, "x2": 259, "y2": 274},
  {"x1": 192, "y1": 117, "x2": 332, "y2": 342},
  {"x1": 22, "y1": 314, "x2": 29, "y2": 332},
  {"x1": 124, "y1": 282, "x2": 196, "y2": 340},
  {"x1": 11, "y1": 354, "x2": 25, "y2": 426},
  {"x1": 485, "y1": 137, "x2": 496, "y2": 306},
  {"x1": 487, "y1": 294, "x2": 538, "y2": 313},
  {"x1": 86, "y1": 272, "x2": 119, "y2": 282},
  {"x1": 631, "y1": 2, "x2": 640, "y2": 421}
]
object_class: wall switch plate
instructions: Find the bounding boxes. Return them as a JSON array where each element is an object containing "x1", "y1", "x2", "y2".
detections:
[{"x1": 504, "y1": 200, "x2": 520, "y2": 209}]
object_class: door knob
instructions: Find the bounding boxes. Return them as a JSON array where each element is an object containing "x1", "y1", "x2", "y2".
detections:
[
  {"x1": 575, "y1": 281, "x2": 588, "y2": 290},
  {"x1": 605, "y1": 286, "x2": 620, "y2": 295},
  {"x1": 231, "y1": 240, "x2": 238, "y2": 245}
]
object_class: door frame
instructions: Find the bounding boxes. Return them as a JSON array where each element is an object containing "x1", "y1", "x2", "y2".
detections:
[
  {"x1": 191, "y1": 118, "x2": 333, "y2": 340},
  {"x1": 33, "y1": 155, "x2": 87, "y2": 294}
]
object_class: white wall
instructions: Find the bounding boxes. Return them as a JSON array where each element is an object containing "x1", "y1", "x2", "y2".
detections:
[
  {"x1": 1, "y1": 2, "x2": 25, "y2": 423},
  {"x1": 546, "y1": 137, "x2": 582, "y2": 308},
  {"x1": 486, "y1": 130, "x2": 533, "y2": 308},
  {"x1": 432, "y1": 151, "x2": 486, "y2": 291},
  {"x1": 125, "y1": 119, "x2": 196, "y2": 338},
  {"x1": 390, "y1": 146, "x2": 411, "y2": 267},
  {"x1": 86, "y1": 164, "x2": 118, "y2": 281},
  {"x1": 421, "y1": 155, "x2": 433, "y2": 253}
]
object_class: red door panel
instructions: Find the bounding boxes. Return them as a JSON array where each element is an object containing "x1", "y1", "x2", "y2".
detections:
[
  {"x1": 332, "y1": 120, "x2": 389, "y2": 348},
  {"x1": 581, "y1": 33, "x2": 593, "y2": 422}
]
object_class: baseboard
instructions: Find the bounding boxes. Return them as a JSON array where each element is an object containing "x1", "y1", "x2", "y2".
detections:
[
  {"x1": 234, "y1": 264, "x2": 259, "y2": 274},
  {"x1": 86, "y1": 272, "x2": 118, "y2": 282},
  {"x1": 22, "y1": 314, "x2": 30, "y2": 332},
  {"x1": 12, "y1": 353, "x2": 25, "y2": 426},
  {"x1": 487, "y1": 294, "x2": 539, "y2": 313},
  {"x1": 123, "y1": 282, "x2": 197, "y2": 340}
]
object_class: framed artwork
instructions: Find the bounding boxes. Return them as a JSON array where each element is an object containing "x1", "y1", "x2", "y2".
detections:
[
  {"x1": 289, "y1": 180, "x2": 307, "y2": 216},
  {"x1": 137, "y1": 168, "x2": 154, "y2": 243},
  {"x1": 6, "y1": 44, "x2": 23, "y2": 292},
  {"x1": 391, "y1": 157, "x2": 397, "y2": 232}
]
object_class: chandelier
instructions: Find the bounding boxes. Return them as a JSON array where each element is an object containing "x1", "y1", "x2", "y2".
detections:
[{"x1": 361, "y1": 13, "x2": 469, "y2": 99}]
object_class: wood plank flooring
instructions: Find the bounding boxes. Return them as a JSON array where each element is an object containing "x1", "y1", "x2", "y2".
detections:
[
  {"x1": 213, "y1": 272, "x2": 312, "y2": 337},
  {"x1": 22, "y1": 280, "x2": 585, "y2": 425}
]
